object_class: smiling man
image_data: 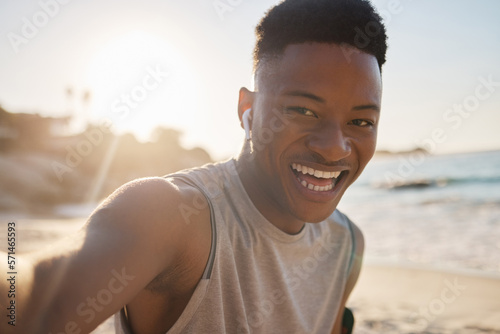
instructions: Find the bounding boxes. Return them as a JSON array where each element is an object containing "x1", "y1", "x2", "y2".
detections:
[
  {"x1": 1, "y1": 1, "x2": 387, "y2": 333},
  {"x1": 238, "y1": 41, "x2": 383, "y2": 234}
]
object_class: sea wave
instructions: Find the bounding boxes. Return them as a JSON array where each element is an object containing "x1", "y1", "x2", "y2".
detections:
[{"x1": 372, "y1": 175, "x2": 500, "y2": 190}]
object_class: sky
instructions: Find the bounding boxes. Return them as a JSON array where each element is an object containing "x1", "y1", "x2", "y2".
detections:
[{"x1": 0, "y1": 0, "x2": 499, "y2": 160}]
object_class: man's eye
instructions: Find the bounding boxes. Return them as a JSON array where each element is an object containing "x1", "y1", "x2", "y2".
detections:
[
  {"x1": 285, "y1": 107, "x2": 317, "y2": 118},
  {"x1": 351, "y1": 119, "x2": 374, "y2": 127}
]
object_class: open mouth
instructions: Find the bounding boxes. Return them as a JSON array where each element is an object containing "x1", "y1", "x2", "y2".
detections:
[{"x1": 291, "y1": 163, "x2": 347, "y2": 192}]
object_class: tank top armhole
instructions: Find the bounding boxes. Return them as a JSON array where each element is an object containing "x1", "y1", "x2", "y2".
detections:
[
  {"x1": 345, "y1": 215, "x2": 356, "y2": 278},
  {"x1": 168, "y1": 174, "x2": 218, "y2": 279}
]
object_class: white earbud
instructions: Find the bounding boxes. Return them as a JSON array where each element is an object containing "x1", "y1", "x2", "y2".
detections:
[{"x1": 242, "y1": 108, "x2": 252, "y2": 140}]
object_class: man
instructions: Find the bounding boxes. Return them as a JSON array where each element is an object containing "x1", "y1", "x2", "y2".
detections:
[{"x1": 1, "y1": 0, "x2": 387, "y2": 333}]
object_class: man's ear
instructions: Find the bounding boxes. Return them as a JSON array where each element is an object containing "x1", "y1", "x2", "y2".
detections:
[{"x1": 238, "y1": 87, "x2": 255, "y2": 128}]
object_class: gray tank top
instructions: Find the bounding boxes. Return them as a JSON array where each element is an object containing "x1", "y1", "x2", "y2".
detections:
[{"x1": 114, "y1": 159, "x2": 355, "y2": 333}]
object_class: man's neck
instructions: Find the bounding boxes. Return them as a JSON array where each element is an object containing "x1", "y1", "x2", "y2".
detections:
[{"x1": 234, "y1": 152, "x2": 306, "y2": 235}]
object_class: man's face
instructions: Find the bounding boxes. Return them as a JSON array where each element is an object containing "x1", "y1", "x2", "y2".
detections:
[{"x1": 247, "y1": 43, "x2": 381, "y2": 227}]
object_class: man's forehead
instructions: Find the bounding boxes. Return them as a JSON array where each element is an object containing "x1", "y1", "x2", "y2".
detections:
[{"x1": 255, "y1": 43, "x2": 381, "y2": 94}]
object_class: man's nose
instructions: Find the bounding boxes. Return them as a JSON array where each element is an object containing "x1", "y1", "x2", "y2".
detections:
[{"x1": 306, "y1": 122, "x2": 351, "y2": 161}]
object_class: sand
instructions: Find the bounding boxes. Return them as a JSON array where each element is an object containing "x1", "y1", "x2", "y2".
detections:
[
  {"x1": 349, "y1": 262, "x2": 500, "y2": 333},
  {"x1": 2, "y1": 217, "x2": 499, "y2": 333}
]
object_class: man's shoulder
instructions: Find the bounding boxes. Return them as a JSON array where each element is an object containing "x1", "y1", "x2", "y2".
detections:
[
  {"x1": 93, "y1": 176, "x2": 212, "y2": 257},
  {"x1": 318, "y1": 209, "x2": 355, "y2": 232},
  {"x1": 165, "y1": 159, "x2": 234, "y2": 179},
  {"x1": 332, "y1": 209, "x2": 364, "y2": 246},
  {"x1": 327, "y1": 210, "x2": 364, "y2": 268},
  {"x1": 315, "y1": 210, "x2": 364, "y2": 259},
  {"x1": 100, "y1": 176, "x2": 205, "y2": 219},
  {"x1": 165, "y1": 159, "x2": 238, "y2": 200}
]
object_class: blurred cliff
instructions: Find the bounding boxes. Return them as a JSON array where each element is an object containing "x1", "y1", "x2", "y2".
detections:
[{"x1": 0, "y1": 106, "x2": 212, "y2": 215}]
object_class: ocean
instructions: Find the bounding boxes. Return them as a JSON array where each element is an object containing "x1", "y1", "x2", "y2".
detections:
[{"x1": 339, "y1": 150, "x2": 500, "y2": 275}]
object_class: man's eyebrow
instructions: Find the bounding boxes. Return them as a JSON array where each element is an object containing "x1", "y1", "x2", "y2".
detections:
[
  {"x1": 352, "y1": 104, "x2": 381, "y2": 112},
  {"x1": 282, "y1": 90, "x2": 326, "y2": 103},
  {"x1": 282, "y1": 90, "x2": 380, "y2": 111}
]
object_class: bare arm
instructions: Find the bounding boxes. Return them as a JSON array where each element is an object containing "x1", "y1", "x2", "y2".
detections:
[
  {"x1": 0, "y1": 176, "x2": 209, "y2": 334},
  {"x1": 331, "y1": 222, "x2": 364, "y2": 334}
]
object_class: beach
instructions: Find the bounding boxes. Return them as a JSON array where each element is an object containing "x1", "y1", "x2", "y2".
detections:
[
  {"x1": 350, "y1": 262, "x2": 500, "y2": 333},
  {"x1": 2, "y1": 216, "x2": 499, "y2": 334}
]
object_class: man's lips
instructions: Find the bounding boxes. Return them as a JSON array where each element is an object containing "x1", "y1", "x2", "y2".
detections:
[{"x1": 291, "y1": 163, "x2": 347, "y2": 192}]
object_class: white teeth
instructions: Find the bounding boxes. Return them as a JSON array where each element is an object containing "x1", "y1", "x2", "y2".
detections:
[
  {"x1": 292, "y1": 163, "x2": 344, "y2": 193},
  {"x1": 296, "y1": 178, "x2": 334, "y2": 192},
  {"x1": 292, "y1": 163, "x2": 343, "y2": 179}
]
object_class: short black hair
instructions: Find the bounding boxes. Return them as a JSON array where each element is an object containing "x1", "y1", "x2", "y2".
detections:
[{"x1": 254, "y1": 0, "x2": 388, "y2": 72}]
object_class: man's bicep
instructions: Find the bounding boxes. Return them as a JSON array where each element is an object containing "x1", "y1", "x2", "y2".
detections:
[{"x1": 24, "y1": 177, "x2": 195, "y2": 334}]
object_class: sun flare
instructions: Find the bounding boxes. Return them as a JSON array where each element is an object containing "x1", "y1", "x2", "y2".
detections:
[{"x1": 85, "y1": 30, "x2": 200, "y2": 142}]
